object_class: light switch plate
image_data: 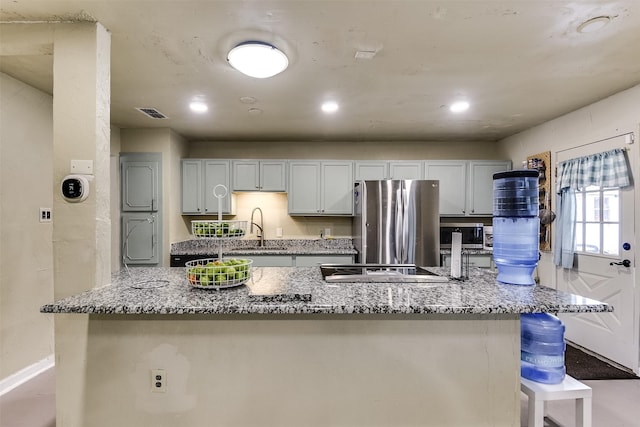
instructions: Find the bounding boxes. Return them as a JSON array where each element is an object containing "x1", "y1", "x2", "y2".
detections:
[
  {"x1": 70, "y1": 159, "x2": 93, "y2": 174},
  {"x1": 39, "y1": 208, "x2": 52, "y2": 223}
]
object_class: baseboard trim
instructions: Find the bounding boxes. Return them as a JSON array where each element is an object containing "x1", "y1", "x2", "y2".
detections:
[{"x1": 0, "y1": 354, "x2": 54, "y2": 396}]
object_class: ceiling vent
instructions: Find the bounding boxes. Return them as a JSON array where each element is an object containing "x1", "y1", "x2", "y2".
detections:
[{"x1": 136, "y1": 107, "x2": 168, "y2": 119}]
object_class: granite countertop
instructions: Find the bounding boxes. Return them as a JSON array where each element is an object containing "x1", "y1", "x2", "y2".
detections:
[
  {"x1": 41, "y1": 266, "x2": 612, "y2": 316},
  {"x1": 170, "y1": 238, "x2": 357, "y2": 256},
  {"x1": 440, "y1": 249, "x2": 493, "y2": 255}
]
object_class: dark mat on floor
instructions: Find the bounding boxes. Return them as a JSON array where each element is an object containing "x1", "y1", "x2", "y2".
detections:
[{"x1": 565, "y1": 344, "x2": 639, "y2": 380}]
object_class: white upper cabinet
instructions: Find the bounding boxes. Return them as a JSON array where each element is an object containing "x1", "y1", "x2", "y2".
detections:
[
  {"x1": 424, "y1": 160, "x2": 511, "y2": 216},
  {"x1": 424, "y1": 160, "x2": 468, "y2": 215},
  {"x1": 288, "y1": 160, "x2": 354, "y2": 215},
  {"x1": 181, "y1": 159, "x2": 233, "y2": 215},
  {"x1": 354, "y1": 161, "x2": 388, "y2": 180},
  {"x1": 354, "y1": 160, "x2": 423, "y2": 180},
  {"x1": 181, "y1": 159, "x2": 203, "y2": 214},
  {"x1": 232, "y1": 160, "x2": 287, "y2": 192},
  {"x1": 389, "y1": 161, "x2": 423, "y2": 179},
  {"x1": 321, "y1": 161, "x2": 354, "y2": 215},
  {"x1": 467, "y1": 160, "x2": 511, "y2": 216}
]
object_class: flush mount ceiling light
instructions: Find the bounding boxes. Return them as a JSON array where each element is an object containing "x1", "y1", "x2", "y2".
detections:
[
  {"x1": 577, "y1": 16, "x2": 611, "y2": 33},
  {"x1": 321, "y1": 101, "x2": 339, "y2": 113},
  {"x1": 189, "y1": 100, "x2": 208, "y2": 113},
  {"x1": 450, "y1": 101, "x2": 470, "y2": 113},
  {"x1": 227, "y1": 41, "x2": 289, "y2": 78}
]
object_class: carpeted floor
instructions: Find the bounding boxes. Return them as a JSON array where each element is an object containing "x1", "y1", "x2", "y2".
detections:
[{"x1": 565, "y1": 344, "x2": 639, "y2": 380}]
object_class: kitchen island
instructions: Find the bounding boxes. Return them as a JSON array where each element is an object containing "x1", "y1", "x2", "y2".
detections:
[{"x1": 42, "y1": 266, "x2": 610, "y2": 427}]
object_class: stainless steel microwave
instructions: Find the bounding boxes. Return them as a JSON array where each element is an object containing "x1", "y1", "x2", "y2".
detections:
[{"x1": 440, "y1": 223, "x2": 484, "y2": 249}]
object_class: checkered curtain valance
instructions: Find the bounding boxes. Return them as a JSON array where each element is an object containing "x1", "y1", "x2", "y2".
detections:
[{"x1": 556, "y1": 148, "x2": 630, "y2": 193}]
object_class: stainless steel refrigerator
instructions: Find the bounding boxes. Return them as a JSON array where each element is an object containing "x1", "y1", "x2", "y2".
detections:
[{"x1": 353, "y1": 180, "x2": 440, "y2": 266}]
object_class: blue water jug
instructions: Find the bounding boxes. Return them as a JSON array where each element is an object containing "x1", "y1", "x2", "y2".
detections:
[
  {"x1": 521, "y1": 313, "x2": 566, "y2": 384},
  {"x1": 493, "y1": 170, "x2": 540, "y2": 285}
]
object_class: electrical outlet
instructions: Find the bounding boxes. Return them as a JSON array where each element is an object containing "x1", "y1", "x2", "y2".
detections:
[
  {"x1": 39, "y1": 208, "x2": 52, "y2": 223},
  {"x1": 151, "y1": 369, "x2": 166, "y2": 393}
]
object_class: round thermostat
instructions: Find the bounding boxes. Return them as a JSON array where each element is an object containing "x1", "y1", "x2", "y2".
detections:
[{"x1": 61, "y1": 175, "x2": 90, "y2": 203}]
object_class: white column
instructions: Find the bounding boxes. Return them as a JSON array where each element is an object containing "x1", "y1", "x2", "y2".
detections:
[{"x1": 52, "y1": 22, "x2": 110, "y2": 427}]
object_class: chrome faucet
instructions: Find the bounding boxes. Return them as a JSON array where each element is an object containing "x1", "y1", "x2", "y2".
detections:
[{"x1": 250, "y1": 207, "x2": 264, "y2": 247}]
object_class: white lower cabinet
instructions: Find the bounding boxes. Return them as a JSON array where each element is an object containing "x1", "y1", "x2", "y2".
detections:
[
  {"x1": 247, "y1": 255, "x2": 295, "y2": 267},
  {"x1": 247, "y1": 254, "x2": 354, "y2": 267},
  {"x1": 441, "y1": 254, "x2": 494, "y2": 269},
  {"x1": 294, "y1": 255, "x2": 354, "y2": 266}
]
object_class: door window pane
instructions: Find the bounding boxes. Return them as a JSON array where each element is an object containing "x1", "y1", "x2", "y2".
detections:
[
  {"x1": 602, "y1": 224, "x2": 619, "y2": 256},
  {"x1": 584, "y1": 223, "x2": 600, "y2": 253},
  {"x1": 574, "y1": 186, "x2": 620, "y2": 256},
  {"x1": 603, "y1": 190, "x2": 619, "y2": 222},
  {"x1": 575, "y1": 192, "x2": 583, "y2": 221},
  {"x1": 575, "y1": 225, "x2": 584, "y2": 252},
  {"x1": 585, "y1": 192, "x2": 600, "y2": 221}
]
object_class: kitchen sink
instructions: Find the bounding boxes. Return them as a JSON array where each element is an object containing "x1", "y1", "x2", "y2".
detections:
[{"x1": 320, "y1": 264, "x2": 449, "y2": 283}]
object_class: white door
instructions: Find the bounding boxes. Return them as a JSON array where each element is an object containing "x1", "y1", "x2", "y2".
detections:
[{"x1": 556, "y1": 133, "x2": 638, "y2": 372}]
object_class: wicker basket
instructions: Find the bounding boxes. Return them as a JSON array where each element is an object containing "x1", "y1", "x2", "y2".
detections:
[
  {"x1": 191, "y1": 220, "x2": 248, "y2": 239},
  {"x1": 185, "y1": 258, "x2": 253, "y2": 289}
]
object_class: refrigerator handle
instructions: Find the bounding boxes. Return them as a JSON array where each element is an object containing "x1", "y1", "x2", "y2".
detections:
[
  {"x1": 400, "y1": 187, "x2": 409, "y2": 263},
  {"x1": 395, "y1": 186, "x2": 408, "y2": 264},
  {"x1": 395, "y1": 188, "x2": 403, "y2": 263}
]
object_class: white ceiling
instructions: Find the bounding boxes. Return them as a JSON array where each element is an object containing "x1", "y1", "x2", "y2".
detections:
[{"x1": 1, "y1": 1, "x2": 640, "y2": 142}]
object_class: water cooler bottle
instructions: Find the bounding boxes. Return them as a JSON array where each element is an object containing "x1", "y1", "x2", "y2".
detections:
[
  {"x1": 521, "y1": 313, "x2": 566, "y2": 384},
  {"x1": 492, "y1": 170, "x2": 540, "y2": 285}
]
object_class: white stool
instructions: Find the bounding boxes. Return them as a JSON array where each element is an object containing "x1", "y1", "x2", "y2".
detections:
[{"x1": 520, "y1": 375, "x2": 592, "y2": 427}]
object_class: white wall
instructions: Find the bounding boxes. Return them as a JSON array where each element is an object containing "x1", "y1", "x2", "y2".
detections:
[
  {"x1": 498, "y1": 83, "x2": 640, "y2": 287},
  {"x1": 110, "y1": 126, "x2": 121, "y2": 272},
  {"x1": 0, "y1": 72, "x2": 54, "y2": 380}
]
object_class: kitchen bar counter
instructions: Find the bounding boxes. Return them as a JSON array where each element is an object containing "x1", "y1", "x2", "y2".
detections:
[
  {"x1": 41, "y1": 266, "x2": 610, "y2": 315},
  {"x1": 170, "y1": 237, "x2": 357, "y2": 256},
  {"x1": 42, "y1": 266, "x2": 612, "y2": 427}
]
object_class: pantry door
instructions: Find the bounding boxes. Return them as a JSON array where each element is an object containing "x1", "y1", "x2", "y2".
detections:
[{"x1": 556, "y1": 133, "x2": 638, "y2": 373}]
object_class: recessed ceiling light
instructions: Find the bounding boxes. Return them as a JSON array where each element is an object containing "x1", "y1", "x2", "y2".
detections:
[
  {"x1": 450, "y1": 101, "x2": 470, "y2": 113},
  {"x1": 189, "y1": 101, "x2": 208, "y2": 113},
  {"x1": 355, "y1": 50, "x2": 377, "y2": 60},
  {"x1": 227, "y1": 41, "x2": 289, "y2": 78},
  {"x1": 321, "y1": 101, "x2": 339, "y2": 113},
  {"x1": 577, "y1": 16, "x2": 611, "y2": 33}
]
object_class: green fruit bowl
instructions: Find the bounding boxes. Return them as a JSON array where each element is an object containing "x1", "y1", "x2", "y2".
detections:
[
  {"x1": 185, "y1": 258, "x2": 253, "y2": 289},
  {"x1": 191, "y1": 220, "x2": 248, "y2": 239}
]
